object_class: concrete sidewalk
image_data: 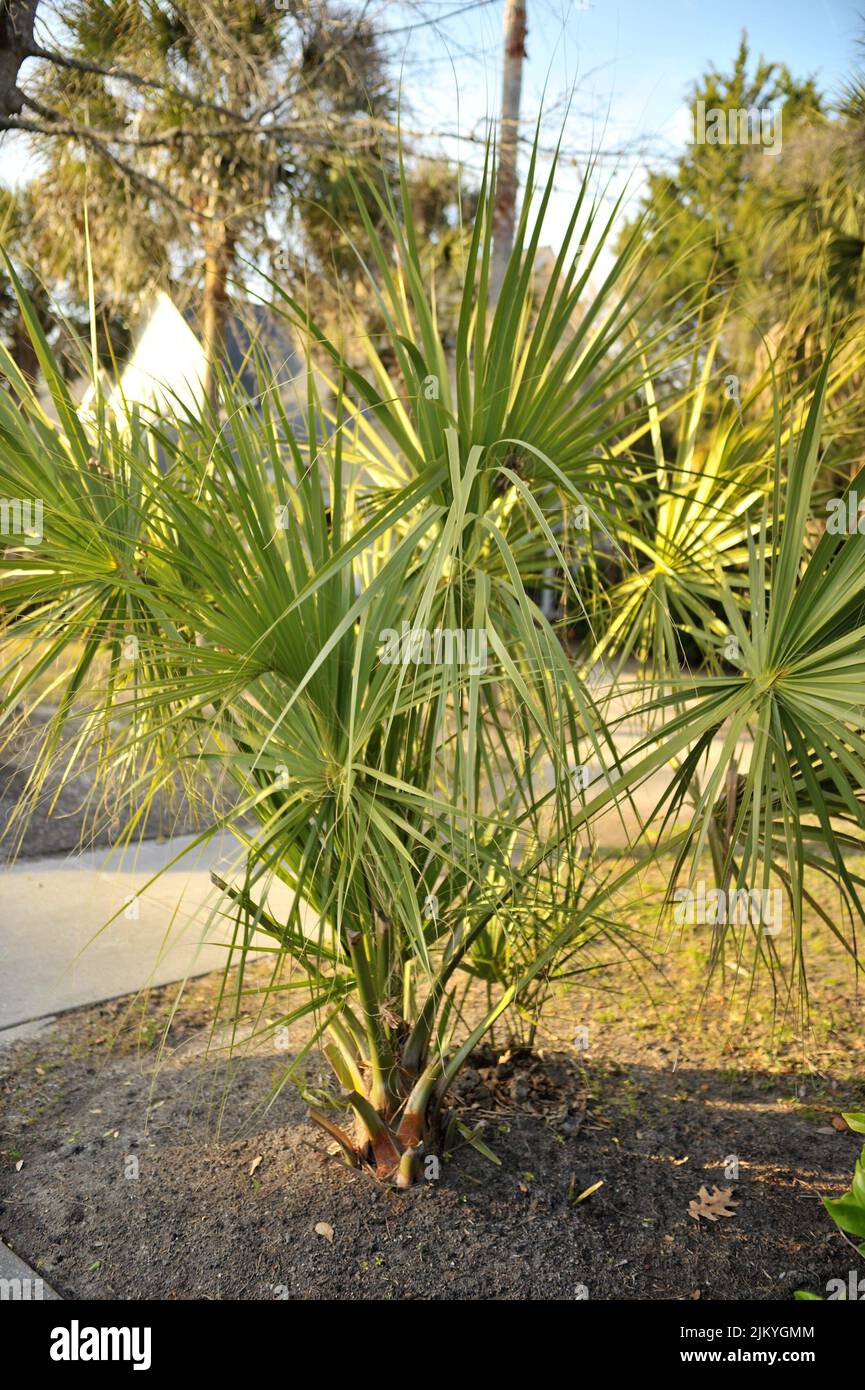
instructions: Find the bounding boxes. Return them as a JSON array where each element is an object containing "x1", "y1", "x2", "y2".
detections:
[
  {"x1": 0, "y1": 710, "x2": 750, "y2": 1032},
  {"x1": 0, "y1": 832, "x2": 283, "y2": 1032},
  {"x1": 0, "y1": 1240, "x2": 60, "y2": 1300}
]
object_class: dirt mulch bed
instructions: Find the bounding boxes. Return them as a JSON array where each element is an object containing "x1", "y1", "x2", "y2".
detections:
[{"x1": 1, "y1": 951, "x2": 863, "y2": 1302}]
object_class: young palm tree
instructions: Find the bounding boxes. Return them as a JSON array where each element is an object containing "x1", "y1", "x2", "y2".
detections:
[
  {"x1": 626, "y1": 354, "x2": 865, "y2": 998},
  {"x1": 1, "y1": 143, "x2": 863, "y2": 1188},
  {"x1": 0, "y1": 143, "x2": 662, "y2": 1180}
]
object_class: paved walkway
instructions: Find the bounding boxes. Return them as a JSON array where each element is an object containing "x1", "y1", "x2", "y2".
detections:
[
  {"x1": 0, "y1": 1240, "x2": 60, "y2": 1299},
  {"x1": 0, "y1": 707, "x2": 750, "y2": 1032},
  {"x1": 0, "y1": 832, "x2": 279, "y2": 1031}
]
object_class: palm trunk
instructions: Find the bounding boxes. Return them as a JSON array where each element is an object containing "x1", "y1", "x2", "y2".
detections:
[
  {"x1": 201, "y1": 225, "x2": 234, "y2": 408},
  {"x1": 490, "y1": 0, "x2": 527, "y2": 305},
  {"x1": 11, "y1": 307, "x2": 39, "y2": 389}
]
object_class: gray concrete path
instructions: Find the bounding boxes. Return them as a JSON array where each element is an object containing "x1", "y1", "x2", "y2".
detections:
[
  {"x1": 0, "y1": 832, "x2": 285, "y2": 1031},
  {"x1": 0, "y1": 1240, "x2": 60, "y2": 1299},
  {"x1": 0, "y1": 682, "x2": 751, "y2": 1032}
]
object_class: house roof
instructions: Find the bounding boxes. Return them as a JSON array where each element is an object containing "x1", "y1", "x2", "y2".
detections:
[{"x1": 81, "y1": 291, "x2": 308, "y2": 424}]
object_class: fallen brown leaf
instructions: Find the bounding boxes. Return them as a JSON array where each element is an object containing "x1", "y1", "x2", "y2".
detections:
[
  {"x1": 688, "y1": 1185, "x2": 739, "y2": 1222},
  {"x1": 314, "y1": 1221, "x2": 334, "y2": 1243},
  {"x1": 249, "y1": 1155, "x2": 262, "y2": 1177}
]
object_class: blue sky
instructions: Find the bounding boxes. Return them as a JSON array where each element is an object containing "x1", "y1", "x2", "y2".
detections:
[
  {"x1": 386, "y1": 0, "x2": 863, "y2": 251},
  {"x1": 391, "y1": 0, "x2": 860, "y2": 150}
]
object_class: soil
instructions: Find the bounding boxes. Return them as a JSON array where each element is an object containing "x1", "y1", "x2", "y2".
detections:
[
  {"x1": 1, "y1": 927, "x2": 863, "y2": 1302},
  {"x1": 2, "y1": 727, "x2": 863, "y2": 1300}
]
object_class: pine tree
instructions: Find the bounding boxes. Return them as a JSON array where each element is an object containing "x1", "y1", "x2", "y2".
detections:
[{"x1": 14, "y1": 1, "x2": 396, "y2": 392}]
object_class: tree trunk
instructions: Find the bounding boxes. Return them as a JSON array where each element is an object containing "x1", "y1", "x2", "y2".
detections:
[
  {"x1": 11, "y1": 306, "x2": 39, "y2": 386},
  {"x1": 0, "y1": 0, "x2": 40, "y2": 125},
  {"x1": 490, "y1": 0, "x2": 527, "y2": 305},
  {"x1": 201, "y1": 224, "x2": 234, "y2": 409}
]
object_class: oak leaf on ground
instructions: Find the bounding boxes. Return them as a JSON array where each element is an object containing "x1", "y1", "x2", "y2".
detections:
[{"x1": 688, "y1": 1185, "x2": 739, "y2": 1222}]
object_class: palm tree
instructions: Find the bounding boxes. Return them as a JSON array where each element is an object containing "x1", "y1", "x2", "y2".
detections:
[{"x1": 2, "y1": 141, "x2": 864, "y2": 1188}]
